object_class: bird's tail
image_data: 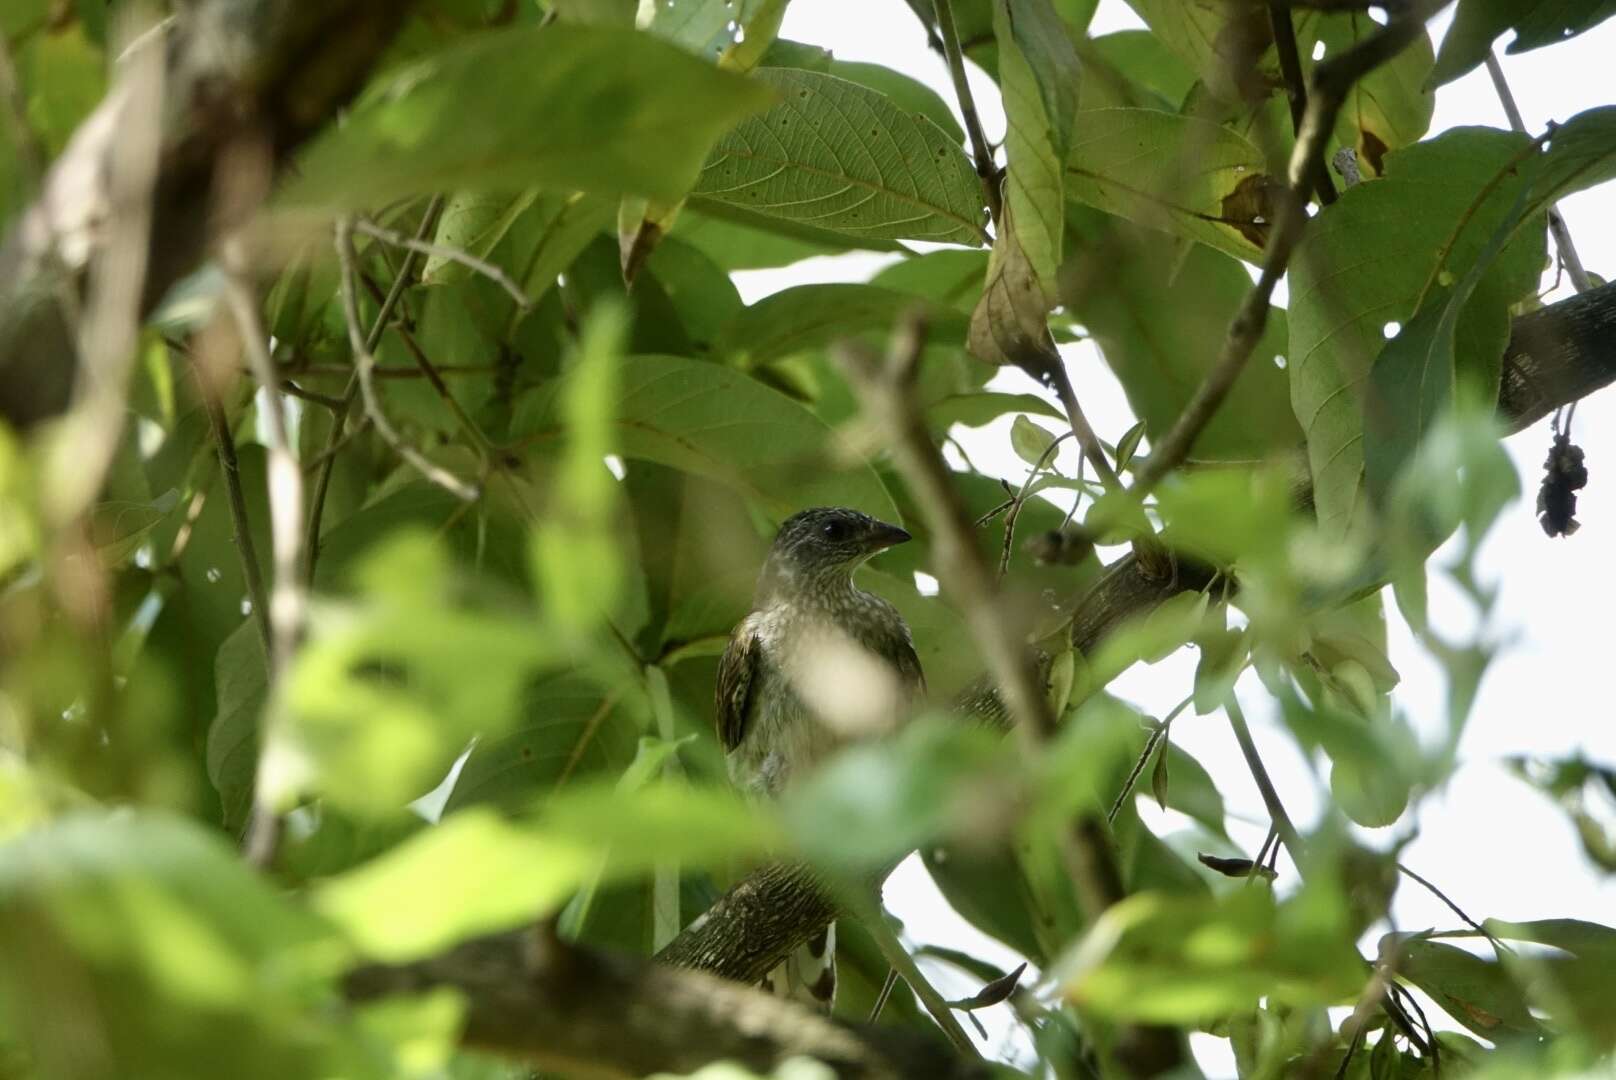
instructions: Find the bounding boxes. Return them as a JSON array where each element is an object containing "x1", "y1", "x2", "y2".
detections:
[{"x1": 760, "y1": 922, "x2": 836, "y2": 1012}]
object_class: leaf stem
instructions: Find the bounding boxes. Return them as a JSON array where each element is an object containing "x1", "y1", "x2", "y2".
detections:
[
  {"x1": 932, "y1": 0, "x2": 1001, "y2": 225},
  {"x1": 1225, "y1": 696, "x2": 1304, "y2": 863},
  {"x1": 1484, "y1": 51, "x2": 1595, "y2": 294},
  {"x1": 335, "y1": 218, "x2": 481, "y2": 503},
  {"x1": 305, "y1": 195, "x2": 446, "y2": 585}
]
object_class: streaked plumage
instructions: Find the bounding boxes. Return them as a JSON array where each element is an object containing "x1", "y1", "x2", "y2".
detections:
[{"x1": 715, "y1": 507, "x2": 924, "y2": 1009}]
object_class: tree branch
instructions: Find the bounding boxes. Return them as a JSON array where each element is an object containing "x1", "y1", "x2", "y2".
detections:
[
  {"x1": 347, "y1": 927, "x2": 983, "y2": 1080},
  {"x1": 839, "y1": 316, "x2": 1185, "y2": 1077},
  {"x1": 0, "y1": 0, "x2": 418, "y2": 428},
  {"x1": 1483, "y1": 51, "x2": 1595, "y2": 295},
  {"x1": 1132, "y1": 3, "x2": 1434, "y2": 493}
]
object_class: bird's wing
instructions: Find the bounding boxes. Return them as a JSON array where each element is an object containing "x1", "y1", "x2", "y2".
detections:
[
  {"x1": 715, "y1": 614, "x2": 762, "y2": 753},
  {"x1": 894, "y1": 623, "x2": 926, "y2": 700}
]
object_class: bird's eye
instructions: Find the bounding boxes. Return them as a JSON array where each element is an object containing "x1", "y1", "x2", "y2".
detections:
[{"x1": 820, "y1": 519, "x2": 849, "y2": 542}]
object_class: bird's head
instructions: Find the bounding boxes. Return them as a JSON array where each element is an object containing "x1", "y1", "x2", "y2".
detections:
[{"x1": 757, "y1": 507, "x2": 912, "y2": 602}]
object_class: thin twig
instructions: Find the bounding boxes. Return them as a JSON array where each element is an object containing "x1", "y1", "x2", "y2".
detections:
[
  {"x1": 353, "y1": 216, "x2": 532, "y2": 310},
  {"x1": 1397, "y1": 862, "x2": 1511, "y2": 957},
  {"x1": 868, "y1": 968, "x2": 900, "y2": 1024},
  {"x1": 1107, "y1": 694, "x2": 1193, "y2": 823},
  {"x1": 1268, "y1": 2, "x2": 1338, "y2": 205},
  {"x1": 1483, "y1": 51, "x2": 1595, "y2": 295},
  {"x1": 1050, "y1": 372, "x2": 1123, "y2": 492},
  {"x1": 1131, "y1": 4, "x2": 1435, "y2": 494},
  {"x1": 1225, "y1": 696, "x2": 1305, "y2": 863},
  {"x1": 335, "y1": 218, "x2": 480, "y2": 503},
  {"x1": 999, "y1": 431, "x2": 1074, "y2": 579},
  {"x1": 277, "y1": 380, "x2": 346, "y2": 411},
  {"x1": 220, "y1": 225, "x2": 311, "y2": 872},
  {"x1": 373, "y1": 294, "x2": 496, "y2": 457},
  {"x1": 199, "y1": 374, "x2": 271, "y2": 658},
  {"x1": 933, "y1": 0, "x2": 1001, "y2": 226},
  {"x1": 305, "y1": 196, "x2": 446, "y2": 585},
  {"x1": 854, "y1": 899, "x2": 979, "y2": 1057}
]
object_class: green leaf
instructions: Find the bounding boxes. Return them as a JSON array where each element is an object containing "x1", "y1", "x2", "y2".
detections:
[
  {"x1": 315, "y1": 809, "x2": 594, "y2": 962},
  {"x1": 206, "y1": 621, "x2": 269, "y2": 832},
  {"x1": 641, "y1": 0, "x2": 786, "y2": 66},
  {"x1": 1058, "y1": 887, "x2": 1363, "y2": 1023},
  {"x1": 714, "y1": 284, "x2": 965, "y2": 366},
  {"x1": 1482, "y1": 918, "x2": 1616, "y2": 963},
  {"x1": 690, "y1": 68, "x2": 988, "y2": 245},
  {"x1": 1288, "y1": 128, "x2": 1545, "y2": 539},
  {"x1": 422, "y1": 190, "x2": 540, "y2": 286},
  {"x1": 928, "y1": 391, "x2": 1064, "y2": 432},
  {"x1": 870, "y1": 250, "x2": 991, "y2": 313},
  {"x1": 0, "y1": 813, "x2": 345, "y2": 1079},
  {"x1": 782, "y1": 719, "x2": 1013, "y2": 872},
  {"x1": 282, "y1": 25, "x2": 773, "y2": 209},
  {"x1": 1330, "y1": 756, "x2": 1410, "y2": 828},
  {"x1": 1064, "y1": 206, "x2": 1298, "y2": 462},
  {"x1": 1010, "y1": 415, "x2": 1060, "y2": 467},
  {"x1": 511, "y1": 353, "x2": 898, "y2": 520},
  {"x1": 1293, "y1": 11, "x2": 1435, "y2": 176},
  {"x1": 1393, "y1": 937, "x2": 1544, "y2": 1039},
  {"x1": 531, "y1": 303, "x2": 628, "y2": 630},
  {"x1": 272, "y1": 533, "x2": 556, "y2": 816},
  {"x1": 1080, "y1": 31, "x2": 1196, "y2": 110},
  {"x1": 1432, "y1": 0, "x2": 1616, "y2": 87},
  {"x1": 829, "y1": 60, "x2": 966, "y2": 143},
  {"x1": 1524, "y1": 106, "x2": 1616, "y2": 221},
  {"x1": 1065, "y1": 108, "x2": 1275, "y2": 264}
]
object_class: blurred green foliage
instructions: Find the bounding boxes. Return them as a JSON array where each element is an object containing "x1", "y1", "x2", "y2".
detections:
[{"x1": 1, "y1": 0, "x2": 1614, "y2": 1077}]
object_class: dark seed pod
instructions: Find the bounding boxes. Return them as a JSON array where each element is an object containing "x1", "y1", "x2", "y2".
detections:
[{"x1": 1537, "y1": 433, "x2": 1589, "y2": 538}]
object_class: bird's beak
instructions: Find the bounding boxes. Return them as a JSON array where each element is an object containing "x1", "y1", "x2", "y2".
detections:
[{"x1": 865, "y1": 520, "x2": 913, "y2": 553}]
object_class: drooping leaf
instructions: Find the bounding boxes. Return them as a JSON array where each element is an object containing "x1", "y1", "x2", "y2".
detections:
[
  {"x1": 282, "y1": 25, "x2": 774, "y2": 208},
  {"x1": 691, "y1": 68, "x2": 989, "y2": 245},
  {"x1": 968, "y1": 0, "x2": 1081, "y2": 378},
  {"x1": 511, "y1": 353, "x2": 898, "y2": 520}
]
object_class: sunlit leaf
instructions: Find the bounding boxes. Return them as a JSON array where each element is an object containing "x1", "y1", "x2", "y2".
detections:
[
  {"x1": 511, "y1": 353, "x2": 898, "y2": 520},
  {"x1": 691, "y1": 68, "x2": 988, "y2": 245},
  {"x1": 283, "y1": 25, "x2": 773, "y2": 208}
]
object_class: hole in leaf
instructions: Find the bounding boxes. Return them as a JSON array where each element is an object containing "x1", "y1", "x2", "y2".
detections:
[
  {"x1": 1312, "y1": 41, "x2": 1327, "y2": 60},
  {"x1": 1383, "y1": 321, "x2": 1401, "y2": 338}
]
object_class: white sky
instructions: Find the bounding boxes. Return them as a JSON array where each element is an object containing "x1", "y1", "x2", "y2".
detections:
[{"x1": 743, "y1": 1, "x2": 1616, "y2": 1071}]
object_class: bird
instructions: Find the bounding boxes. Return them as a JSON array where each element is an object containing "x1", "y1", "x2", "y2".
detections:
[{"x1": 715, "y1": 506, "x2": 925, "y2": 1011}]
